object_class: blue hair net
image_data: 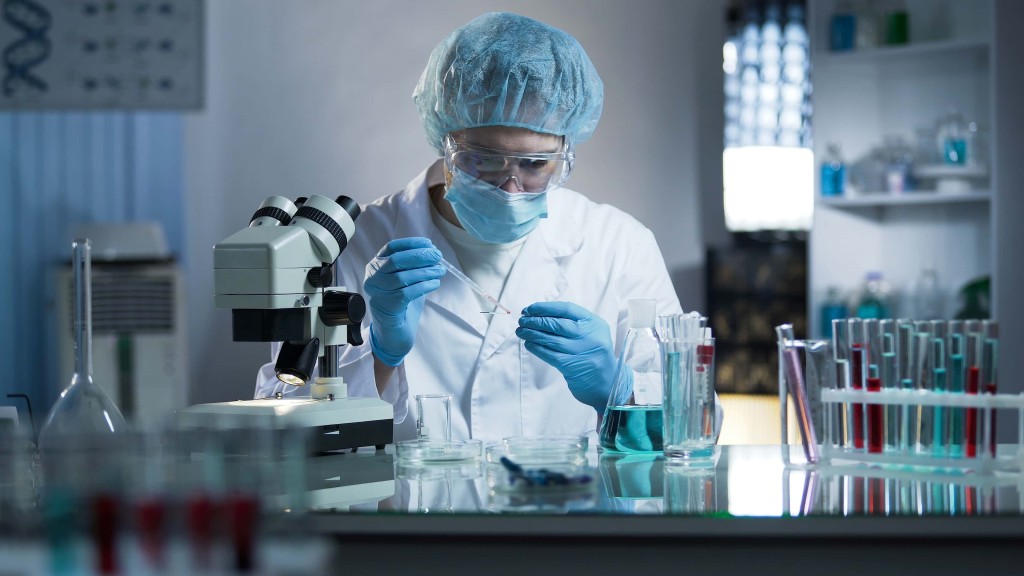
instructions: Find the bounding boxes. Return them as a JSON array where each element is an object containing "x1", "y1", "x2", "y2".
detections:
[{"x1": 413, "y1": 12, "x2": 604, "y2": 154}]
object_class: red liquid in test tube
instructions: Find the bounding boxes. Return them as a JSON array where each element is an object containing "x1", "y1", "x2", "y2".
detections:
[
  {"x1": 188, "y1": 495, "x2": 217, "y2": 570},
  {"x1": 966, "y1": 367, "x2": 979, "y2": 458},
  {"x1": 92, "y1": 493, "x2": 119, "y2": 575},
  {"x1": 229, "y1": 493, "x2": 259, "y2": 573},
  {"x1": 867, "y1": 376, "x2": 883, "y2": 453},
  {"x1": 851, "y1": 345, "x2": 865, "y2": 449},
  {"x1": 136, "y1": 499, "x2": 166, "y2": 570}
]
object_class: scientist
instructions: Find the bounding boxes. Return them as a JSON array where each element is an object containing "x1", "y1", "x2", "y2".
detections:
[{"x1": 257, "y1": 12, "x2": 719, "y2": 443}]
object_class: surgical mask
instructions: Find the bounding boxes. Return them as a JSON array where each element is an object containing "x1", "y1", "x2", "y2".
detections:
[{"x1": 444, "y1": 168, "x2": 548, "y2": 244}]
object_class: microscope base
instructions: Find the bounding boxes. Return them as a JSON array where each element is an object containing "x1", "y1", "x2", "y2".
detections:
[{"x1": 178, "y1": 396, "x2": 394, "y2": 452}]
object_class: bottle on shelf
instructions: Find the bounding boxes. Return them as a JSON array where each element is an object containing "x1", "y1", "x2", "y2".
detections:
[
  {"x1": 855, "y1": 271, "x2": 892, "y2": 319},
  {"x1": 936, "y1": 109, "x2": 970, "y2": 166},
  {"x1": 820, "y1": 286, "x2": 848, "y2": 338},
  {"x1": 830, "y1": 0, "x2": 856, "y2": 52},
  {"x1": 821, "y1": 142, "x2": 846, "y2": 197},
  {"x1": 882, "y1": 135, "x2": 914, "y2": 193},
  {"x1": 854, "y1": 0, "x2": 880, "y2": 50},
  {"x1": 882, "y1": 0, "x2": 909, "y2": 45},
  {"x1": 912, "y1": 266, "x2": 944, "y2": 319}
]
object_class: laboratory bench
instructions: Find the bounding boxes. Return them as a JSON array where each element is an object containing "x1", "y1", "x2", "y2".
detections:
[
  {"x1": 275, "y1": 444, "x2": 1024, "y2": 574},
  {"x1": 3, "y1": 442, "x2": 1024, "y2": 575}
]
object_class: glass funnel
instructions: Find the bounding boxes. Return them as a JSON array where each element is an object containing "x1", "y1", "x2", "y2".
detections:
[{"x1": 38, "y1": 239, "x2": 128, "y2": 454}]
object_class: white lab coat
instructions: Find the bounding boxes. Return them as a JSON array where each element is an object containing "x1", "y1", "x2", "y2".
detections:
[{"x1": 257, "y1": 161, "x2": 713, "y2": 444}]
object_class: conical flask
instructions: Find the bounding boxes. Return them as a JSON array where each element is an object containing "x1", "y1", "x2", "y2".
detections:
[
  {"x1": 599, "y1": 299, "x2": 663, "y2": 453},
  {"x1": 38, "y1": 239, "x2": 129, "y2": 453}
]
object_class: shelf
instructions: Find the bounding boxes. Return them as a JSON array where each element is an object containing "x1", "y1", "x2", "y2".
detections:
[
  {"x1": 817, "y1": 37, "x2": 989, "y2": 65},
  {"x1": 819, "y1": 191, "x2": 991, "y2": 208}
]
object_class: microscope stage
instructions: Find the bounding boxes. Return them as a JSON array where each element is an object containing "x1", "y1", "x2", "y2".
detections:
[{"x1": 178, "y1": 396, "x2": 394, "y2": 452}]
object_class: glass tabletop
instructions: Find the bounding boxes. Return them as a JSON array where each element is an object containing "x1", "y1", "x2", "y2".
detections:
[{"x1": 306, "y1": 444, "x2": 1024, "y2": 517}]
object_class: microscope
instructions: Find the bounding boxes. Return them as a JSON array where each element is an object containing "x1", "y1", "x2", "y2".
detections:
[{"x1": 178, "y1": 195, "x2": 393, "y2": 452}]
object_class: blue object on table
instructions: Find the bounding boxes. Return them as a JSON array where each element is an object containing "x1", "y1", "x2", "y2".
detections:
[{"x1": 499, "y1": 456, "x2": 593, "y2": 489}]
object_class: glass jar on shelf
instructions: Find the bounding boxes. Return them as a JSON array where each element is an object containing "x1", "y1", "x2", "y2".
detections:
[
  {"x1": 936, "y1": 109, "x2": 970, "y2": 166},
  {"x1": 821, "y1": 142, "x2": 846, "y2": 197}
]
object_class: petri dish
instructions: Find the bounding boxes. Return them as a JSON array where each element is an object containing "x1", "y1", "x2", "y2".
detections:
[
  {"x1": 485, "y1": 444, "x2": 595, "y2": 496},
  {"x1": 396, "y1": 460, "x2": 482, "y2": 482},
  {"x1": 494, "y1": 435, "x2": 588, "y2": 466},
  {"x1": 396, "y1": 439, "x2": 483, "y2": 464}
]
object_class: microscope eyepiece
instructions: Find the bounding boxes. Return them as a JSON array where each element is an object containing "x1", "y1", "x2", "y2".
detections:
[
  {"x1": 335, "y1": 195, "x2": 360, "y2": 221},
  {"x1": 288, "y1": 195, "x2": 360, "y2": 263},
  {"x1": 249, "y1": 196, "x2": 298, "y2": 227}
]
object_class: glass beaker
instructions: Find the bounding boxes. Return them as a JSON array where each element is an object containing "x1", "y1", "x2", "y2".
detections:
[
  {"x1": 659, "y1": 314, "x2": 716, "y2": 461},
  {"x1": 39, "y1": 239, "x2": 128, "y2": 456},
  {"x1": 599, "y1": 300, "x2": 663, "y2": 453},
  {"x1": 777, "y1": 324, "x2": 833, "y2": 466},
  {"x1": 415, "y1": 393, "x2": 452, "y2": 442}
]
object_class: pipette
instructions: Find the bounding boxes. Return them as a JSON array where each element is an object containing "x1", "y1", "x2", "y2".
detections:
[{"x1": 440, "y1": 258, "x2": 513, "y2": 315}]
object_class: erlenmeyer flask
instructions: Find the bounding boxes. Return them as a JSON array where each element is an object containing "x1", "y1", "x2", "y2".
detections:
[
  {"x1": 38, "y1": 239, "x2": 128, "y2": 453},
  {"x1": 599, "y1": 300, "x2": 663, "y2": 453}
]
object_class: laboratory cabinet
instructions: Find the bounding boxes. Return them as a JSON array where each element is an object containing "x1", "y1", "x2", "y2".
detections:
[{"x1": 807, "y1": 0, "x2": 998, "y2": 338}]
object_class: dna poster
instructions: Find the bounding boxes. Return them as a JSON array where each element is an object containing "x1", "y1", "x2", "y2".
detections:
[{"x1": 0, "y1": 0, "x2": 202, "y2": 109}]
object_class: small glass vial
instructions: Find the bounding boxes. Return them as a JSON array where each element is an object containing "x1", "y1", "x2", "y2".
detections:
[
  {"x1": 821, "y1": 142, "x2": 846, "y2": 197},
  {"x1": 937, "y1": 109, "x2": 969, "y2": 165}
]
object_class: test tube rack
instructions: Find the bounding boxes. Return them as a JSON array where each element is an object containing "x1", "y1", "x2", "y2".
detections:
[
  {"x1": 781, "y1": 453, "x2": 1024, "y2": 517},
  {"x1": 818, "y1": 388, "x2": 1024, "y2": 473}
]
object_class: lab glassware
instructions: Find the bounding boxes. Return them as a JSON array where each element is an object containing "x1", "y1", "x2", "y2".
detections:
[
  {"x1": 400, "y1": 393, "x2": 482, "y2": 464},
  {"x1": 415, "y1": 393, "x2": 453, "y2": 442},
  {"x1": 659, "y1": 314, "x2": 716, "y2": 461},
  {"x1": 439, "y1": 258, "x2": 512, "y2": 315},
  {"x1": 39, "y1": 239, "x2": 129, "y2": 455},
  {"x1": 663, "y1": 464, "x2": 717, "y2": 515},
  {"x1": 821, "y1": 143, "x2": 846, "y2": 197},
  {"x1": 777, "y1": 325, "x2": 832, "y2": 465},
  {"x1": 937, "y1": 109, "x2": 969, "y2": 165},
  {"x1": 599, "y1": 300, "x2": 663, "y2": 453}
]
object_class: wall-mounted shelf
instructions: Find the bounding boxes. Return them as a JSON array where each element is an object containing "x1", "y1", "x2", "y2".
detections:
[
  {"x1": 820, "y1": 191, "x2": 992, "y2": 208},
  {"x1": 817, "y1": 38, "x2": 989, "y2": 66}
]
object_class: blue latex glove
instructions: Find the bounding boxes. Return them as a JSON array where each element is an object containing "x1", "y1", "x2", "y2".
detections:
[
  {"x1": 516, "y1": 302, "x2": 617, "y2": 411},
  {"x1": 364, "y1": 237, "x2": 445, "y2": 366}
]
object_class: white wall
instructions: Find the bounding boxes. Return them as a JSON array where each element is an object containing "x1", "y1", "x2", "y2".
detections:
[{"x1": 183, "y1": 0, "x2": 723, "y2": 403}]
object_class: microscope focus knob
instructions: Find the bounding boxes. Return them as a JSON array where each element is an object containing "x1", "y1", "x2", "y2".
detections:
[
  {"x1": 306, "y1": 264, "x2": 334, "y2": 288},
  {"x1": 319, "y1": 291, "x2": 366, "y2": 326}
]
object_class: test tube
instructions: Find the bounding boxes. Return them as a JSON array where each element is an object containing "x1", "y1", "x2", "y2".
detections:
[
  {"x1": 896, "y1": 319, "x2": 915, "y2": 452},
  {"x1": 847, "y1": 318, "x2": 866, "y2": 451},
  {"x1": 864, "y1": 320, "x2": 883, "y2": 454},
  {"x1": 947, "y1": 320, "x2": 967, "y2": 458},
  {"x1": 965, "y1": 330, "x2": 983, "y2": 457},
  {"x1": 879, "y1": 319, "x2": 899, "y2": 452},
  {"x1": 912, "y1": 321, "x2": 933, "y2": 454},
  {"x1": 982, "y1": 336, "x2": 998, "y2": 458},
  {"x1": 982, "y1": 320, "x2": 999, "y2": 452},
  {"x1": 832, "y1": 319, "x2": 852, "y2": 448},
  {"x1": 930, "y1": 337, "x2": 948, "y2": 457}
]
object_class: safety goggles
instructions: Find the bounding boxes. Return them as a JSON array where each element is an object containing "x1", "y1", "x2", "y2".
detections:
[{"x1": 443, "y1": 136, "x2": 574, "y2": 193}]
